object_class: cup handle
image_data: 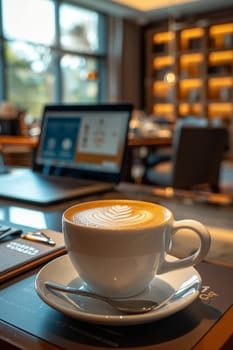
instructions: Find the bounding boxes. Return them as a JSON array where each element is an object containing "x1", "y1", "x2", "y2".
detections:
[{"x1": 157, "y1": 219, "x2": 211, "y2": 274}]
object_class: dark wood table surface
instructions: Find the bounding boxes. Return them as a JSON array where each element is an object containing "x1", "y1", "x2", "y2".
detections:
[{"x1": 0, "y1": 182, "x2": 232, "y2": 350}]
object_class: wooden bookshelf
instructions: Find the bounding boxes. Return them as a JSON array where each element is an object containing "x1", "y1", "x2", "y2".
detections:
[{"x1": 145, "y1": 13, "x2": 233, "y2": 125}]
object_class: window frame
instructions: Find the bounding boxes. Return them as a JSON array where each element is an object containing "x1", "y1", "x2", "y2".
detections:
[{"x1": 0, "y1": 0, "x2": 107, "y2": 119}]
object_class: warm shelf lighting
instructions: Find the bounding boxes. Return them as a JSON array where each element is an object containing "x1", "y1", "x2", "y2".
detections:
[
  {"x1": 180, "y1": 79, "x2": 202, "y2": 88},
  {"x1": 153, "y1": 32, "x2": 174, "y2": 43},
  {"x1": 209, "y1": 51, "x2": 233, "y2": 63},
  {"x1": 179, "y1": 103, "x2": 201, "y2": 115},
  {"x1": 153, "y1": 56, "x2": 174, "y2": 68},
  {"x1": 180, "y1": 28, "x2": 204, "y2": 50},
  {"x1": 210, "y1": 23, "x2": 233, "y2": 35},
  {"x1": 208, "y1": 77, "x2": 233, "y2": 87},
  {"x1": 209, "y1": 103, "x2": 232, "y2": 113},
  {"x1": 180, "y1": 53, "x2": 203, "y2": 63},
  {"x1": 181, "y1": 28, "x2": 204, "y2": 39},
  {"x1": 153, "y1": 81, "x2": 175, "y2": 92},
  {"x1": 153, "y1": 104, "x2": 173, "y2": 114}
]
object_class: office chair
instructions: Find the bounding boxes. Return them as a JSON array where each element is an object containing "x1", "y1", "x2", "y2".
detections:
[
  {"x1": 146, "y1": 116, "x2": 208, "y2": 167},
  {"x1": 146, "y1": 126, "x2": 228, "y2": 192}
]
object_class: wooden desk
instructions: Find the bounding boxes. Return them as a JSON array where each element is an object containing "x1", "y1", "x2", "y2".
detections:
[
  {"x1": 0, "y1": 133, "x2": 172, "y2": 150},
  {"x1": 0, "y1": 135, "x2": 38, "y2": 148},
  {"x1": 128, "y1": 135, "x2": 172, "y2": 147},
  {"x1": 0, "y1": 136, "x2": 38, "y2": 167},
  {"x1": 0, "y1": 135, "x2": 172, "y2": 149}
]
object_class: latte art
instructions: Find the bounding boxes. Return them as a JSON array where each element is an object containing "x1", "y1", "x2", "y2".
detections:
[
  {"x1": 66, "y1": 200, "x2": 170, "y2": 230},
  {"x1": 72, "y1": 204, "x2": 154, "y2": 228}
]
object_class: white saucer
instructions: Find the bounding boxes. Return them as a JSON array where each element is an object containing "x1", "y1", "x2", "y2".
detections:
[{"x1": 35, "y1": 254, "x2": 201, "y2": 326}]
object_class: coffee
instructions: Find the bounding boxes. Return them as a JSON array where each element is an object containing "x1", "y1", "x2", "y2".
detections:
[
  {"x1": 63, "y1": 199, "x2": 210, "y2": 298},
  {"x1": 66, "y1": 200, "x2": 171, "y2": 229}
]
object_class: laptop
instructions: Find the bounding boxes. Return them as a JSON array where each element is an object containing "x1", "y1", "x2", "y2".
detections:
[{"x1": 0, "y1": 103, "x2": 133, "y2": 204}]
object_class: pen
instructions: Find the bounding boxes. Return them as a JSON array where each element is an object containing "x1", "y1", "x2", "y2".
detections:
[{"x1": 21, "y1": 231, "x2": 56, "y2": 246}]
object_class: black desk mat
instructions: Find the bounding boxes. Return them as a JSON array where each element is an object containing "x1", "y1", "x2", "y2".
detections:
[{"x1": 0, "y1": 262, "x2": 232, "y2": 349}]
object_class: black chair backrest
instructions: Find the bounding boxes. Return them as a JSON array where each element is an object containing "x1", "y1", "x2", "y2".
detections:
[{"x1": 172, "y1": 126, "x2": 228, "y2": 191}]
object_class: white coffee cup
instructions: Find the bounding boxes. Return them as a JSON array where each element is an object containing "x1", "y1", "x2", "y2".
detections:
[{"x1": 63, "y1": 199, "x2": 210, "y2": 298}]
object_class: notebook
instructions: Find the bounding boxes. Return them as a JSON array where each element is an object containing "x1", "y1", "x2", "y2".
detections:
[
  {"x1": 0, "y1": 103, "x2": 133, "y2": 204},
  {"x1": 0, "y1": 225, "x2": 66, "y2": 283}
]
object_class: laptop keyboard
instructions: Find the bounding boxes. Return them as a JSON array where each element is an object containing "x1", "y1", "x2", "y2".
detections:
[{"x1": 39, "y1": 175, "x2": 93, "y2": 188}]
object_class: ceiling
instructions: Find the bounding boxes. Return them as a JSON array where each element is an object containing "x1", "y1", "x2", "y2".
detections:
[
  {"x1": 108, "y1": 0, "x2": 202, "y2": 12},
  {"x1": 75, "y1": 0, "x2": 233, "y2": 23}
]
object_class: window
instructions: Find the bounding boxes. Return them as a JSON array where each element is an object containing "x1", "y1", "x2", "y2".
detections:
[
  {"x1": 60, "y1": 3, "x2": 100, "y2": 52},
  {"x1": 61, "y1": 54, "x2": 100, "y2": 103},
  {"x1": 0, "y1": 0, "x2": 106, "y2": 121}
]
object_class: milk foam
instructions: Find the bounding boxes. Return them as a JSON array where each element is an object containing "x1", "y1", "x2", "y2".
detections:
[{"x1": 72, "y1": 204, "x2": 154, "y2": 229}]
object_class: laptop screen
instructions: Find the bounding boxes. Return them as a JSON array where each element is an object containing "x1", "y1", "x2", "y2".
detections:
[{"x1": 34, "y1": 104, "x2": 132, "y2": 182}]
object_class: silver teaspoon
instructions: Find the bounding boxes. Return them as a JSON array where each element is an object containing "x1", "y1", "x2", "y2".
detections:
[{"x1": 44, "y1": 280, "x2": 199, "y2": 314}]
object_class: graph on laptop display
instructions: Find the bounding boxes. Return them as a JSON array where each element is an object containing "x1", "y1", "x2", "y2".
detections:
[{"x1": 36, "y1": 110, "x2": 128, "y2": 174}]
